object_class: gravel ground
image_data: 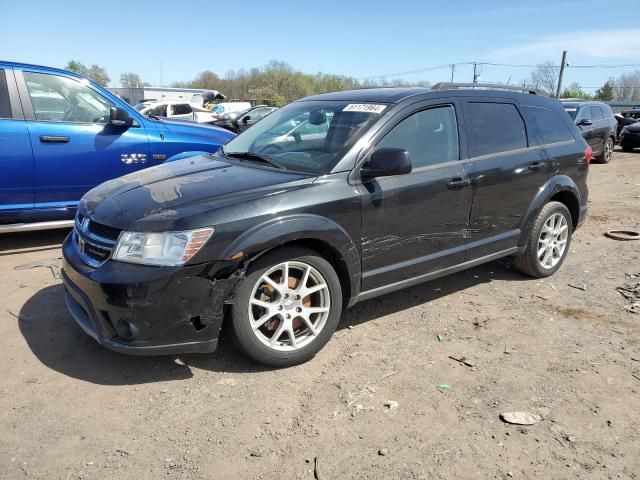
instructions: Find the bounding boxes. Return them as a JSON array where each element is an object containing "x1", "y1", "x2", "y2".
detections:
[{"x1": 1, "y1": 149, "x2": 639, "y2": 480}]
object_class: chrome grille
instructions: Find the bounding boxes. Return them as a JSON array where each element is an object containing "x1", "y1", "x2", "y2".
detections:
[{"x1": 74, "y1": 213, "x2": 121, "y2": 267}]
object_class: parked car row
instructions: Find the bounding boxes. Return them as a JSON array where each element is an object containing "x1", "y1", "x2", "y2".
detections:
[{"x1": 561, "y1": 100, "x2": 617, "y2": 163}]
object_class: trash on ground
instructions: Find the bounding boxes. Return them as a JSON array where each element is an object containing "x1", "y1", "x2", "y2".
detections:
[
  {"x1": 500, "y1": 411, "x2": 542, "y2": 425},
  {"x1": 604, "y1": 230, "x2": 640, "y2": 241},
  {"x1": 383, "y1": 400, "x2": 399, "y2": 410},
  {"x1": 617, "y1": 282, "x2": 640, "y2": 314},
  {"x1": 14, "y1": 258, "x2": 62, "y2": 279},
  {"x1": 567, "y1": 282, "x2": 587, "y2": 291},
  {"x1": 436, "y1": 333, "x2": 444, "y2": 342},
  {"x1": 437, "y1": 384, "x2": 450, "y2": 392},
  {"x1": 449, "y1": 355, "x2": 475, "y2": 368}
]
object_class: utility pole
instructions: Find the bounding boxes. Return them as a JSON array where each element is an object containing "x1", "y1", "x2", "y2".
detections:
[
  {"x1": 450, "y1": 64, "x2": 455, "y2": 83},
  {"x1": 472, "y1": 62, "x2": 478, "y2": 84},
  {"x1": 160, "y1": 58, "x2": 163, "y2": 88},
  {"x1": 555, "y1": 50, "x2": 567, "y2": 98}
]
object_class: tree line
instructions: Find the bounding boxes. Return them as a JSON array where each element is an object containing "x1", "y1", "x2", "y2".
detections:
[{"x1": 64, "y1": 59, "x2": 640, "y2": 104}]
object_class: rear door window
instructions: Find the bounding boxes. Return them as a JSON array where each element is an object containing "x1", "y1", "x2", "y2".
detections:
[
  {"x1": 522, "y1": 106, "x2": 575, "y2": 146},
  {"x1": 172, "y1": 103, "x2": 192, "y2": 115},
  {"x1": 0, "y1": 69, "x2": 12, "y2": 119},
  {"x1": 465, "y1": 102, "x2": 527, "y2": 157}
]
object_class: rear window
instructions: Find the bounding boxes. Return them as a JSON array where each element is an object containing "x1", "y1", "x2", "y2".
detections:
[
  {"x1": 0, "y1": 69, "x2": 12, "y2": 119},
  {"x1": 466, "y1": 102, "x2": 527, "y2": 157},
  {"x1": 522, "y1": 105, "x2": 575, "y2": 146},
  {"x1": 590, "y1": 106, "x2": 604, "y2": 120}
]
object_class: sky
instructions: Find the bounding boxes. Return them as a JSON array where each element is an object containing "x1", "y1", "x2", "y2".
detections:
[{"x1": 1, "y1": 0, "x2": 640, "y2": 93}]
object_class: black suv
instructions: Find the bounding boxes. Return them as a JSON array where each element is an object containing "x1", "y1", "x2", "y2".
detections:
[
  {"x1": 62, "y1": 86, "x2": 590, "y2": 366},
  {"x1": 562, "y1": 100, "x2": 616, "y2": 163}
]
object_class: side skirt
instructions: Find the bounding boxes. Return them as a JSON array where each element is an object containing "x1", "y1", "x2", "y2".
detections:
[{"x1": 352, "y1": 247, "x2": 518, "y2": 305}]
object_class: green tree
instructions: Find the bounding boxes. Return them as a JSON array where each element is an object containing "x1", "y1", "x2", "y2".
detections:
[
  {"x1": 561, "y1": 82, "x2": 591, "y2": 100},
  {"x1": 594, "y1": 81, "x2": 614, "y2": 101},
  {"x1": 64, "y1": 60, "x2": 110, "y2": 86}
]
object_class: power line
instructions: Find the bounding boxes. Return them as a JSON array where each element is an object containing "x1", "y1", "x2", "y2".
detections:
[{"x1": 361, "y1": 61, "x2": 640, "y2": 79}]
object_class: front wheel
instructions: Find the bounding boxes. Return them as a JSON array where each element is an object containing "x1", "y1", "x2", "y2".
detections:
[
  {"x1": 230, "y1": 247, "x2": 343, "y2": 367},
  {"x1": 514, "y1": 201, "x2": 573, "y2": 278}
]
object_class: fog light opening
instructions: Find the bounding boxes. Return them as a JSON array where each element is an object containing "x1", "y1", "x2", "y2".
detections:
[{"x1": 115, "y1": 318, "x2": 138, "y2": 340}]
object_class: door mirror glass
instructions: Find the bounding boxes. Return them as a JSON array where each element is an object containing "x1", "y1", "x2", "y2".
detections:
[
  {"x1": 109, "y1": 106, "x2": 133, "y2": 127},
  {"x1": 361, "y1": 147, "x2": 412, "y2": 179},
  {"x1": 242, "y1": 115, "x2": 251, "y2": 124}
]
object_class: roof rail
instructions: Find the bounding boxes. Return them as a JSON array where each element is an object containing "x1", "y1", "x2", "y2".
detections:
[{"x1": 432, "y1": 82, "x2": 540, "y2": 95}]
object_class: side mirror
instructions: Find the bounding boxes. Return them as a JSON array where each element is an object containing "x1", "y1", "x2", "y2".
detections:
[
  {"x1": 360, "y1": 147, "x2": 412, "y2": 179},
  {"x1": 578, "y1": 118, "x2": 593, "y2": 126},
  {"x1": 242, "y1": 115, "x2": 251, "y2": 124},
  {"x1": 109, "y1": 107, "x2": 133, "y2": 127}
]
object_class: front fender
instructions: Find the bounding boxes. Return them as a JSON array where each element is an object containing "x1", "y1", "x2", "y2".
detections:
[
  {"x1": 221, "y1": 214, "x2": 361, "y2": 303},
  {"x1": 518, "y1": 175, "x2": 581, "y2": 246}
]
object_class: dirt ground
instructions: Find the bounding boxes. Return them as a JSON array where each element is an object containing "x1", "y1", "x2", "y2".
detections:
[{"x1": 1, "y1": 149, "x2": 639, "y2": 480}]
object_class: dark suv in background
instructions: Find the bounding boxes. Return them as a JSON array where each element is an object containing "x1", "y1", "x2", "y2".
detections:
[
  {"x1": 62, "y1": 85, "x2": 590, "y2": 367},
  {"x1": 562, "y1": 100, "x2": 616, "y2": 163}
]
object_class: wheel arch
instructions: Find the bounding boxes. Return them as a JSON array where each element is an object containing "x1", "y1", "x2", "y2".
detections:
[
  {"x1": 518, "y1": 175, "x2": 581, "y2": 246},
  {"x1": 221, "y1": 214, "x2": 361, "y2": 306}
]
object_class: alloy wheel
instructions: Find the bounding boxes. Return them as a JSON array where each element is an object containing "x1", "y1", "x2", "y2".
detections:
[
  {"x1": 604, "y1": 139, "x2": 613, "y2": 162},
  {"x1": 537, "y1": 213, "x2": 569, "y2": 269},
  {"x1": 248, "y1": 261, "x2": 331, "y2": 351}
]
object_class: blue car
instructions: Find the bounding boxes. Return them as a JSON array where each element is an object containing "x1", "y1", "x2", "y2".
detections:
[{"x1": 0, "y1": 61, "x2": 235, "y2": 232}]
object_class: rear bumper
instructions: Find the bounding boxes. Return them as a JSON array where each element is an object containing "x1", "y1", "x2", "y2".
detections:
[{"x1": 61, "y1": 234, "x2": 238, "y2": 356}]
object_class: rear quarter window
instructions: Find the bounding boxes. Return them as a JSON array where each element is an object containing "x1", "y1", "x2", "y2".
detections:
[
  {"x1": 0, "y1": 69, "x2": 12, "y2": 119},
  {"x1": 465, "y1": 102, "x2": 527, "y2": 157},
  {"x1": 522, "y1": 105, "x2": 575, "y2": 146}
]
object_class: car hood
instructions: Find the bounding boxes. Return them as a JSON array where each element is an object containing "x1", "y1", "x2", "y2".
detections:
[
  {"x1": 157, "y1": 118, "x2": 236, "y2": 141},
  {"x1": 80, "y1": 154, "x2": 313, "y2": 231},
  {"x1": 624, "y1": 121, "x2": 640, "y2": 133}
]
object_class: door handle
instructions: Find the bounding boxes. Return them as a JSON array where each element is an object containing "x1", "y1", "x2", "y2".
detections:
[
  {"x1": 447, "y1": 177, "x2": 471, "y2": 190},
  {"x1": 528, "y1": 161, "x2": 544, "y2": 171},
  {"x1": 40, "y1": 135, "x2": 70, "y2": 143}
]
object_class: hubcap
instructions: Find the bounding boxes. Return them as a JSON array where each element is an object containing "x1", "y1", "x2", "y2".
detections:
[
  {"x1": 605, "y1": 139, "x2": 613, "y2": 161},
  {"x1": 537, "y1": 213, "x2": 569, "y2": 269},
  {"x1": 248, "y1": 261, "x2": 330, "y2": 352}
]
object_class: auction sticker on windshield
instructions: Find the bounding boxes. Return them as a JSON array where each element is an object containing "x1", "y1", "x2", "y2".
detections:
[{"x1": 343, "y1": 104, "x2": 387, "y2": 114}]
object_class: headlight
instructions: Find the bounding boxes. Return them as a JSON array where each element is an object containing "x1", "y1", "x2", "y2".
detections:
[{"x1": 112, "y1": 228, "x2": 214, "y2": 266}]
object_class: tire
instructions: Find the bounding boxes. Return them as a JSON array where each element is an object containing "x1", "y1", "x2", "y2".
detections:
[
  {"x1": 230, "y1": 247, "x2": 342, "y2": 367},
  {"x1": 594, "y1": 137, "x2": 614, "y2": 163},
  {"x1": 513, "y1": 201, "x2": 573, "y2": 278}
]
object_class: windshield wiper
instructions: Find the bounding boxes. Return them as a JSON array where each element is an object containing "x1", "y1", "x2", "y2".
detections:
[
  {"x1": 147, "y1": 114, "x2": 162, "y2": 120},
  {"x1": 223, "y1": 150, "x2": 286, "y2": 170}
]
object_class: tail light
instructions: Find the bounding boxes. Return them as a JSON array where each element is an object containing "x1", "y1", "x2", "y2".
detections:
[{"x1": 584, "y1": 145, "x2": 593, "y2": 165}]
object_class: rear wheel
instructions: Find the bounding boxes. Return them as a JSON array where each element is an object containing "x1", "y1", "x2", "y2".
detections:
[
  {"x1": 514, "y1": 201, "x2": 572, "y2": 278},
  {"x1": 595, "y1": 137, "x2": 614, "y2": 163},
  {"x1": 230, "y1": 247, "x2": 342, "y2": 367}
]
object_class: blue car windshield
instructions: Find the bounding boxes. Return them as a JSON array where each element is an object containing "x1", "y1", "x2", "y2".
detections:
[{"x1": 222, "y1": 100, "x2": 387, "y2": 174}]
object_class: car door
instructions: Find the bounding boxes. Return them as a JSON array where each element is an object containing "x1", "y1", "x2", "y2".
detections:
[
  {"x1": 0, "y1": 67, "x2": 35, "y2": 221},
  {"x1": 461, "y1": 98, "x2": 549, "y2": 260},
  {"x1": 575, "y1": 106, "x2": 597, "y2": 152},
  {"x1": 359, "y1": 101, "x2": 472, "y2": 291},
  {"x1": 15, "y1": 68, "x2": 151, "y2": 208},
  {"x1": 590, "y1": 105, "x2": 607, "y2": 152}
]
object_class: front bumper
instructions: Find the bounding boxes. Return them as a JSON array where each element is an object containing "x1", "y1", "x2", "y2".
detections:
[{"x1": 61, "y1": 234, "x2": 238, "y2": 356}]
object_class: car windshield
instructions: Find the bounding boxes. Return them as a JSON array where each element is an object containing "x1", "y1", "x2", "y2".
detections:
[
  {"x1": 222, "y1": 100, "x2": 387, "y2": 174},
  {"x1": 564, "y1": 107, "x2": 578, "y2": 120}
]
